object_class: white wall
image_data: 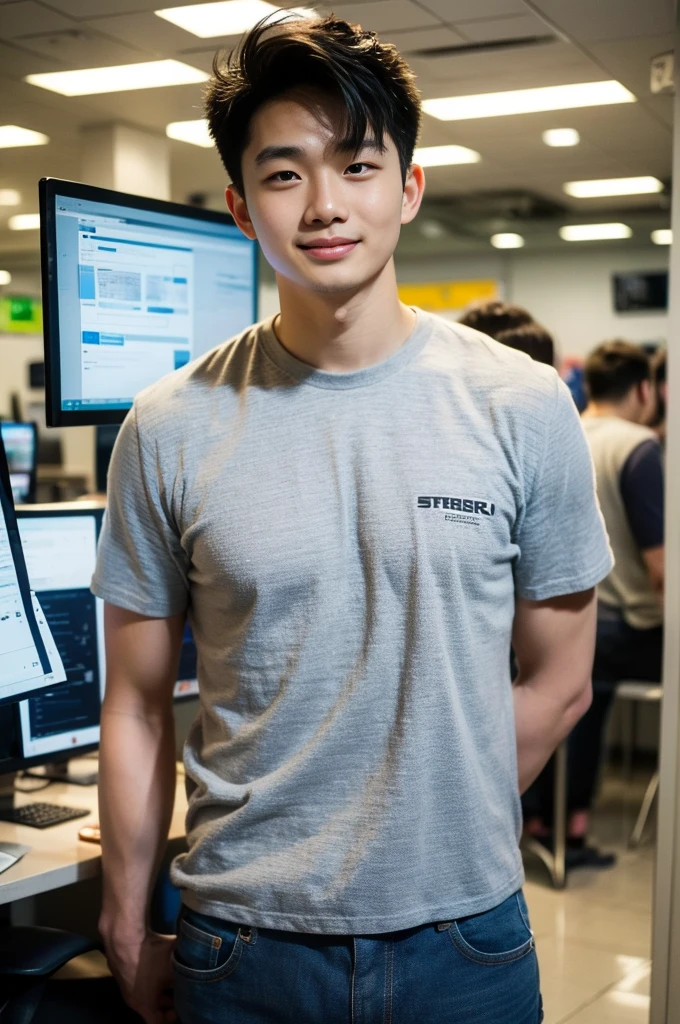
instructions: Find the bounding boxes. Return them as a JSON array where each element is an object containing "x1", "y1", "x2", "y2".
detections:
[{"x1": 394, "y1": 245, "x2": 669, "y2": 360}]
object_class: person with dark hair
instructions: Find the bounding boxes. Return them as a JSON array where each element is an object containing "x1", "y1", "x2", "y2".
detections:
[
  {"x1": 647, "y1": 347, "x2": 668, "y2": 445},
  {"x1": 459, "y1": 299, "x2": 534, "y2": 339},
  {"x1": 524, "y1": 340, "x2": 664, "y2": 866},
  {"x1": 93, "y1": 14, "x2": 612, "y2": 1024},
  {"x1": 495, "y1": 322, "x2": 555, "y2": 367}
]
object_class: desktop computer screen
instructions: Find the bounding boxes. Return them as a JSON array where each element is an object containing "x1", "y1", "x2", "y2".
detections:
[
  {"x1": 15, "y1": 503, "x2": 106, "y2": 766},
  {"x1": 1, "y1": 422, "x2": 37, "y2": 504},
  {"x1": 40, "y1": 177, "x2": 259, "y2": 427}
]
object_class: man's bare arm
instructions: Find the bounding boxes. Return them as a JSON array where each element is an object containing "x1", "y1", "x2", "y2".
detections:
[
  {"x1": 513, "y1": 589, "x2": 597, "y2": 794},
  {"x1": 642, "y1": 544, "x2": 664, "y2": 604},
  {"x1": 98, "y1": 603, "x2": 185, "y2": 1024}
]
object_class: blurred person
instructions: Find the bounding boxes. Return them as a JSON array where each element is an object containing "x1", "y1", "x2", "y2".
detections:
[
  {"x1": 92, "y1": 14, "x2": 613, "y2": 1024},
  {"x1": 495, "y1": 322, "x2": 555, "y2": 367},
  {"x1": 458, "y1": 299, "x2": 533, "y2": 339},
  {"x1": 647, "y1": 347, "x2": 667, "y2": 445},
  {"x1": 524, "y1": 341, "x2": 664, "y2": 867}
]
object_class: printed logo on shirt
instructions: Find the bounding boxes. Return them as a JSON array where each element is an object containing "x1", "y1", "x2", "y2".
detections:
[{"x1": 417, "y1": 495, "x2": 495, "y2": 527}]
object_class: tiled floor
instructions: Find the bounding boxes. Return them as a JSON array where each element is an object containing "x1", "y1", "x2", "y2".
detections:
[{"x1": 525, "y1": 768, "x2": 656, "y2": 1024}]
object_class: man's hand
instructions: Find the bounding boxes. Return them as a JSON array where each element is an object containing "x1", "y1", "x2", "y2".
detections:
[{"x1": 103, "y1": 928, "x2": 177, "y2": 1024}]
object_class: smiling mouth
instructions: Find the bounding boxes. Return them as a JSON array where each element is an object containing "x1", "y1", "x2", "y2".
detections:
[{"x1": 297, "y1": 239, "x2": 360, "y2": 260}]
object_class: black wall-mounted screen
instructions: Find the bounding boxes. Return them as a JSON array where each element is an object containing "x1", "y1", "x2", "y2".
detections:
[{"x1": 613, "y1": 272, "x2": 668, "y2": 313}]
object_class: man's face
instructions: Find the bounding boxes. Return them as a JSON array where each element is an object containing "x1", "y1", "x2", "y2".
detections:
[{"x1": 227, "y1": 90, "x2": 423, "y2": 295}]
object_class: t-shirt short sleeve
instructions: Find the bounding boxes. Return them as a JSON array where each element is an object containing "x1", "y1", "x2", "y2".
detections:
[
  {"x1": 619, "y1": 438, "x2": 664, "y2": 551},
  {"x1": 514, "y1": 378, "x2": 613, "y2": 601},
  {"x1": 90, "y1": 405, "x2": 190, "y2": 617}
]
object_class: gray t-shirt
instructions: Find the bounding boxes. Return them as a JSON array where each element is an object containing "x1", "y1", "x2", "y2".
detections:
[{"x1": 92, "y1": 309, "x2": 612, "y2": 934}]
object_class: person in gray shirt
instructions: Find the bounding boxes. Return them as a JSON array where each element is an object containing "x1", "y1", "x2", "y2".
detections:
[{"x1": 93, "y1": 14, "x2": 612, "y2": 1024}]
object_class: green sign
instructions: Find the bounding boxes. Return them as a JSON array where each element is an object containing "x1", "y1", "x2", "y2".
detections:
[{"x1": 0, "y1": 296, "x2": 43, "y2": 334}]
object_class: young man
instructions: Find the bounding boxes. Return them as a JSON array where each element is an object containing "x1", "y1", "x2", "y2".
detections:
[
  {"x1": 92, "y1": 15, "x2": 612, "y2": 1024},
  {"x1": 525, "y1": 341, "x2": 664, "y2": 864}
]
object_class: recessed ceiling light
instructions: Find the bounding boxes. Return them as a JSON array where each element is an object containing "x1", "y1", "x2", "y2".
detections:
[
  {"x1": 0, "y1": 271, "x2": 12, "y2": 286},
  {"x1": 0, "y1": 126, "x2": 49, "y2": 148},
  {"x1": 155, "y1": 1, "x2": 317, "y2": 38},
  {"x1": 491, "y1": 233, "x2": 525, "y2": 249},
  {"x1": 651, "y1": 229, "x2": 672, "y2": 245},
  {"x1": 564, "y1": 176, "x2": 663, "y2": 198},
  {"x1": 25, "y1": 60, "x2": 208, "y2": 97},
  {"x1": 0, "y1": 189, "x2": 21, "y2": 205},
  {"x1": 542, "y1": 128, "x2": 580, "y2": 147},
  {"x1": 166, "y1": 119, "x2": 213, "y2": 147},
  {"x1": 423, "y1": 80, "x2": 635, "y2": 121},
  {"x1": 559, "y1": 223, "x2": 632, "y2": 241},
  {"x1": 414, "y1": 144, "x2": 480, "y2": 167},
  {"x1": 8, "y1": 213, "x2": 40, "y2": 231}
]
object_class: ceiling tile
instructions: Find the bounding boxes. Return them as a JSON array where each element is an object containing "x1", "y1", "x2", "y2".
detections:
[
  {"x1": 0, "y1": 2, "x2": 76, "y2": 37},
  {"x1": 455, "y1": 13, "x2": 554, "y2": 43},
  {"x1": 88, "y1": 12, "x2": 199, "y2": 56},
  {"x1": 419, "y1": 0, "x2": 527, "y2": 20},
  {"x1": 13, "y1": 28, "x2": 149, "y2": 68},
  {"x1": 528, "y1": 0, "x2": 674, "y2": 43},
  {"x1": 329, "y1": 1, "x2": 441, "y2": 33},
  {"x1": 37, "y1": 0, "x2": 166, "y2": 17},
  {"x1": 380, "y1": 26, "x2": 466, "y2": 53}
]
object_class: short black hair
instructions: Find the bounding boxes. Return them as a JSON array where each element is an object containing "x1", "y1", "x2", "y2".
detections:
[
  {"x1": 495, "y1": 322, "x2": 555, "y2": 366},
  {"x1": 458, "y1": 301, "x2": 534, "y2": 340},
  {"x1": 652, "y1": 347, "x2": 667, "y2": 385},
  {"x1": 205, "y1": 14, "x2": 422, "y2": 195},
  {"x1": 585, "y1": 340, "x2": 651, "y2": 402}
]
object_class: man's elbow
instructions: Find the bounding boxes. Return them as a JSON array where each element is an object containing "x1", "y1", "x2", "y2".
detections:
[{"x1": 566, "y1": 677, "x2": 593, "y2": 728}]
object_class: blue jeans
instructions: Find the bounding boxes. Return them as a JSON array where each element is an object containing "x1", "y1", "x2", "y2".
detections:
[{"x1": 173, "y1": 890, "x2": 543, "y2": 1023}]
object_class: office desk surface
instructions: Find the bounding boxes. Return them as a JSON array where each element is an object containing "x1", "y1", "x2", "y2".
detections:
[{"x1": 0, "y1": 762, "x2": 188, "y2": 906}]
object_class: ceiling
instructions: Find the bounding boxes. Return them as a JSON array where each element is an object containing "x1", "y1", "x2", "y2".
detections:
[{"x1": 0, "y1": 0, "x2": 675, "y2": 264}]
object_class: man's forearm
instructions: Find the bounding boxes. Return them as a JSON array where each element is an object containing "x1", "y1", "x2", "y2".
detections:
[
  {"x1": 98, "y1": 699, "x2": 176, "y2": 941},
  {"x1": 513, "y1": 671, "x2": 591, "y2": 794}
]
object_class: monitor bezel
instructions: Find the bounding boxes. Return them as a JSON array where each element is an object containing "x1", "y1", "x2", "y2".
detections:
[
  {"x1": 6, "y1": 500, "x2": 106, "y2": 771},
  {"x1": 1, "y1": 421, "x2": 38, "y2": 504},
  {"x1": 40, "y1": 176, "x2": 259, "y2": 428}
]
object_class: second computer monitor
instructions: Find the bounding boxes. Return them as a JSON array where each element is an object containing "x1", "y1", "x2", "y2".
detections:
[{"x1": 1, "y1": 422, "x2": 37, "y2": 504}]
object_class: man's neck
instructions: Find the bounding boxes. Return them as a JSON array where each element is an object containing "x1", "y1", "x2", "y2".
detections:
[
  {"x1": 273, "y1": 259, "x2": 416, "y2": 373},
  {"x1": 583, "y1": 400, "x2": 637, "y2": 423}
]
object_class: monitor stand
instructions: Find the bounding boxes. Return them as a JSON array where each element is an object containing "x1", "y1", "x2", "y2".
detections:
[{"x1": 23, "y1": 762, "x2": 98, "y2": 787}]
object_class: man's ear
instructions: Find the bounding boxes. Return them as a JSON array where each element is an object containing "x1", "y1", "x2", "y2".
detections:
[
  {"x1": 226, "y1": 185, "x2": 257, "y2": 240},
  {"x1": 401, "y1": 163, "x2": 426, "y2": 226}
]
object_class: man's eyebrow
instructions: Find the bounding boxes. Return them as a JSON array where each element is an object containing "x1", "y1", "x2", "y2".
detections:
[{"x1": 254, "y1": 145, "x2": 304, "y2": 166}]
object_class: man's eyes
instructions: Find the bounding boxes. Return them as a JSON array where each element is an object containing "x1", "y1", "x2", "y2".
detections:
[
  {"x1": 267, "y1": 170, "x2": 300, "y2": 183},
  {"x1": 265, "y1": 163, "x2": 377, "y2": 183}
]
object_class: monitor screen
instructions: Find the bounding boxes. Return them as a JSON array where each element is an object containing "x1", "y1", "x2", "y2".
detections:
[
  {"x1": 1, "y1": 422, "x2": 37, "y2": 504},
  {"x1": 16, "y1": 504, "x2": 105, "y2": 763},
  {"x1": 613, "y1": 272, "x2": 668, "y2": 313},
  {"x1": 40, "y1": 177, "x2": 258, "y2": 427}
]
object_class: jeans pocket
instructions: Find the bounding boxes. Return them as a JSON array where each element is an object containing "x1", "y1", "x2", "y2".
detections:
[
  {"x1": 448, "y1": 890, "x2": 535, "y2": 966},
  {"x1": 172, "y1": 907, "x2": 255, "y2": 982}
]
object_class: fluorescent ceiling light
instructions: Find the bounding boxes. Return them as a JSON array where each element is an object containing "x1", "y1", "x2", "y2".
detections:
[
  {"x1": 0, "y1": 189, "x2": 21, "y2": 206},
  {"x1": 156, "y1": 1, "x2": 317, "y2": 38},
  {"x1": 423, "y1": 80, "x2": 635, "y2": 121},
  {"x1": 414, "y1": 144, "x2": 480, "y2": 167},
  {"x1": 0, "y1": 271, "x2": 12, "y2": 286},
  {"x1": 25, "y1": 60, "x2": 208, "y2": 97},
  {"x1": 543, "y1": 128, "x2": 579, "y2": 147},
  {"x1": 559, "y1": 223, "x2": 632, "y2": 241},
  {"x1": 564, "y1": 176, "x2": 663, "y2": 198},
  {"x1": 166, "y1": 119, "x2": 213, "y2": 147},
  {"x1": 652, "y1": 229, "x2": 672, "y2": 245},
  {"x1": 8, "y1": 213, "x2": 40, "y2": 231},
  {"x1": 491, "y1": 232, "x2": 524, "y2": 249},
  {"x1": 0, "y1": 125, "x2": 49, "y2": 148}
]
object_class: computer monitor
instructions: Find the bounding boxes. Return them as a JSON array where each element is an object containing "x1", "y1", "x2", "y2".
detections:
[
  {"x1": 3, "y1": 503, "x2": 106, "y2": 772},
  {"x1": 0, "y1": 422, "x2": 37, "y2": 504},
  {"x1": 40, "y1": 177, "x2": 259, "y2": 427}
]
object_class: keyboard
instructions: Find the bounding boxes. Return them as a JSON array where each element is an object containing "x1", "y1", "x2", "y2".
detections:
[{"x1": 0, "y1": 803, "x2": 90, "y2": 829}]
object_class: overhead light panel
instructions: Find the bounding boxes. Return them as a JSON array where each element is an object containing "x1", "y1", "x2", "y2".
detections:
[
  {"x1": 0, "y1": 189, "x2": 21, "y2": 206},
  {"x1": 559, "y1": 223, "x2": 632, "y2": 242},
  {"x1": 423, "y1": 80, "x2": 635, "y2": 121},
  {"x1": 0, "y1": 271, "x2": 12, "y2": 286},
  {"x1": 651, "y1": 229, "x2": 672, "y2": 245},
  {"x1": 0, "y1": 126, "x2": 49, "y2": 148},
  {"x1": 564, "y1": 176, "x2": 663, "y2": 198},
  {"x1": 491, "y1": 233, "x2": 525, "y2": 249},
  {"x1": 25, "y1": 60, "x2": 208, "y2": 96},
  {"x1": 414, "y1": 144, "x2": 480, "y2": 166},
  {"x1": 543, "y1": 128, "x2": 580, "y2": 147},
  {"x1": 8, "y1": 213, "x2": 40, "y2": 231},
  {"x1": 166, "y1": 119, "x2": 213, "y2": 147},
  {"x1": 155, "y1": 1, "x2": 317, "y2": 38}
]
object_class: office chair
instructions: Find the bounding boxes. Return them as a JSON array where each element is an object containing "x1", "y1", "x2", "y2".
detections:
[{"x1": 0, "y1": 926, "x2": 98, "y2": 1024}]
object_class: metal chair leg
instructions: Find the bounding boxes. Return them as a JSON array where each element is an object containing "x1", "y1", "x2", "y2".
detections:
[{"x1": 629, "y1": 771, "x2": 659, "y2": 848}]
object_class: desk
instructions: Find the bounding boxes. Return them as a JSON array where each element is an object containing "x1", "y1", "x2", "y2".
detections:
[{"x1": 0, "y1": 761, "x2": 188, "y2": 906}]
